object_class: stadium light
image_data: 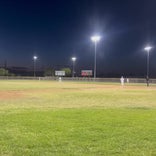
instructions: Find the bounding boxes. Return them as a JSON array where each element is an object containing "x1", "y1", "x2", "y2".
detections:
[
  {"x1": 71, "y1": 57, "x2": 76, "y2": 77},
  {"x1": 91, "y1": 35, "x2": 101, "y2": 79},
  {"x1": 144, "y1": 46, "x2": 152, "y2": 86},
  {"x1": 33, "y1": 56, "x2": 38, "y2": 77},
  {"x1": 91, "y1": 36, "x2": 101, "y2": 42}
]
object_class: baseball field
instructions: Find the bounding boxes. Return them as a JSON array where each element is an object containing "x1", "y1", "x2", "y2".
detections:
[{"x1": 0, "y1": 80, "x2": 156, "y2": 156}]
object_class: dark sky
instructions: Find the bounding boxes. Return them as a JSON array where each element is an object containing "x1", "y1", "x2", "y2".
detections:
[{"x1": 0, "y1": 0, "x2": 156, "y2": 76}]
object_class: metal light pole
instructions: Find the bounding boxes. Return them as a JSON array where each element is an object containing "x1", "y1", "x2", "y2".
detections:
[
  {"x1": 33, "y1": 56, "x2": 38, "y2": 77},
  {"x1": 144, "y1": 46, "x2": 152, "y2": 86},
  {"x1": 71, "y1": 57, "x2": 76, "y2": 77},
  {"x1": 91, "y1": 35, "x2": 101, "y2": 79}
]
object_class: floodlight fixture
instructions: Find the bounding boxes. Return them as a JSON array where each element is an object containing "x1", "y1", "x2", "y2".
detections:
[
  {"x1": 91, "y1": 35, "x2": 101, "y2": 42},
  {"x1": 71, "y1": 57, "x2": 76, "y2": 62},
  {"x1": 144, "y1": 46, "x2": 152, "y2": 51},
  {"x1": 33, "y1": 56, "x2": 38, "y2": 60}
]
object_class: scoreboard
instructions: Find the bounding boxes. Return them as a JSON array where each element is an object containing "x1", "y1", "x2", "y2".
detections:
[
  {"x1": 81, "y1": 70, "x2": 92, "y2": 77},
  {"x1": 55, "y1": 71, "x2": 65, "y2": 76}
]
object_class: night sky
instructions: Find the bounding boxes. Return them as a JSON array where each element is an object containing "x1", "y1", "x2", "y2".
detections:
[{"x1": 0, "y1": 0, "x2": 156, "y2": 77}]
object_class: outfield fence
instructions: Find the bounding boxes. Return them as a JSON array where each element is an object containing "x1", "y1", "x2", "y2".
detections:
[{"x1": 0, "y1": 76, "x2": 156, "y2": 84}]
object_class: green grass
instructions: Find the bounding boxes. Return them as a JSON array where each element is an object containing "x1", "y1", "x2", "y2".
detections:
[{"x1": 0, "y1": 80, "x2": 156, "y2": 155}]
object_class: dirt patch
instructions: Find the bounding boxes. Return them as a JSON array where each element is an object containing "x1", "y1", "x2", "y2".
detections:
[
  {"x1": 82, "y1": 84, "x2": 156, "y2": 90},
  {"x1": 0, "y1": 91, "x2": 24, "y2": 100}
]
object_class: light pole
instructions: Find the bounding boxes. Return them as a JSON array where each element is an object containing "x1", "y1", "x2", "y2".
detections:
[
  {"x1": 91, "y1": 35, "x2": 101, "y2": 79},
  {"x1": 71, "y1": 57, "x2": 76, "y2": 77},
  {"x1": 33, "y1": 56, "x2": 38, "y2": 77},
  {"x1": 144, "y1": 46, "x2": 152, "y2": 86}
]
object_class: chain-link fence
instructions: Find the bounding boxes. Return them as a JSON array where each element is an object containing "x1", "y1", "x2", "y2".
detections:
[{"x1": 0, "y1": 76, "x2": 156, "y2": 84}]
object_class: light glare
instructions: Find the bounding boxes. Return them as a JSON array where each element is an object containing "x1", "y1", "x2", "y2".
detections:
[
  {"x1": 144, "y1": 46, "x2": 152, "y2": 51},
  {"x1": 91, "y1": 35, "x2": 101, "y2": 42},
  {"x1": 71, "y1": 57, "x2": 76, "y2": 61},
  {"x1": 33, "y1": 56, "x2": 38, "y2": 60}
]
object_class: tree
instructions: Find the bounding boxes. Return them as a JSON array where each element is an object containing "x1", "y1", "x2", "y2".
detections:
[
  {"x1": 61, "y1": 68, "x2": 71, "y2": 77},
  {"x1": 44, "y1": 68, "x2": 54, "y2": 76},
  {"x1": 0, "y1": 68, "x2": 9, "y2": 76}
]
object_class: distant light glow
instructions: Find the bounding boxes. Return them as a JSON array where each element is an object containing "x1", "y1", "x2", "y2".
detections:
[
  {"x1": 91, "y1": 35, "x2": 101, "y2": 42},
  {"x1": 33, "y1": 56, "x2": 38, "y2": 60},
  {"x1": 71, "y1": 57, "x2": 76, "y2": 61},
  {"x1": 144, "y1": 46, "x2": 152, "y2": 51}
]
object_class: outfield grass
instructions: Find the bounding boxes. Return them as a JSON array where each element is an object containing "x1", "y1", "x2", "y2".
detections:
[{"x1": 0, "y1": 80, "x2": 156, "y2": 155}]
